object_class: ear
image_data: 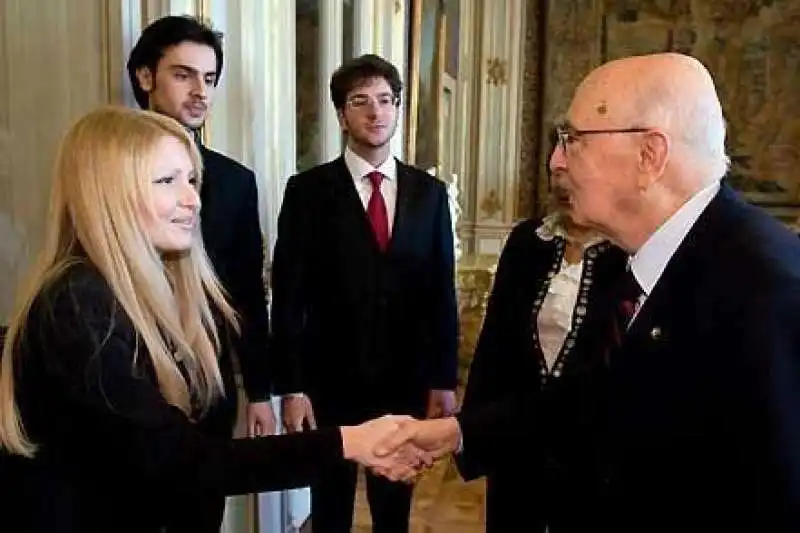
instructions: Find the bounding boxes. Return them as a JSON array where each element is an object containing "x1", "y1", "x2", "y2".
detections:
[
  {"x1": 135, "y1": 66, "x2": 154, "y2": 93},
  {"x1": 336, "y1": 109, "x2": 348, "y2": 134},
  {"x1": 638, "y1": 130, "x2": 670, "y2": 182}
]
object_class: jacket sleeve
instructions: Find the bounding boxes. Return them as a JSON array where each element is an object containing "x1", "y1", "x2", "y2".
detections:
[
  {"x1": 228, "y1": 169, "x2": 272, "y2": 401},
  {"x1": 37, "y1": 269, "x2": 343, "y2": 498},
  {"x1": 455, "y1": 222, "x2": 543, "y2": 479},
  {"x1": 426, "y1": 181, "x2": 459, "y2": 390},
  {"x1": 268, "y1": 174, "x2": 308, "y2": 394}
]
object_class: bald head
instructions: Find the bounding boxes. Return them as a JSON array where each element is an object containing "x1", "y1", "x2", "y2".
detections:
[
  {"x1": 573, "y1": 53, "x2": 729, "y2": 182},
  {"x1": 550, "y1": 53, "x2": 729, "y2": 252}
]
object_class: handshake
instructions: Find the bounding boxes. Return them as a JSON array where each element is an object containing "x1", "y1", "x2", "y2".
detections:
[{"x1": 339, "y1": 415, "x2": 463, "y2": 483}]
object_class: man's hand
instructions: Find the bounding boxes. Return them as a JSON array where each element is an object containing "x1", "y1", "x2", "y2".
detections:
[
  {"x1": 373, "y1": 417, "x2": 461, "y2": 464},
  {"x1": 426, "y1": 389, "x2": 457, "y2": 419},
  {"x1": 340, "y1": 415, "x2": 431, "y2": 482},
  {"x1": 282, "y1": 394, "x2": 317, "y2": 433},
  {"x1": 246, "y1": 401, "x2": 277, "y2": 437}
]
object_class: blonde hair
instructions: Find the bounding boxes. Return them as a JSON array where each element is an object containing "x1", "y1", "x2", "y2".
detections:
[{"x1": 0, "y1": 106, "x2": 238, "y2": 457}]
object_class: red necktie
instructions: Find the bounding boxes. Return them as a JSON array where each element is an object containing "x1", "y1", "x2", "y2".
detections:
[
  {"x1": 610, "y1": 267, "x2": 643, "y2": 347},
  {"x1": 366, "y1": 171, "x2": 389, "y2": 251}
]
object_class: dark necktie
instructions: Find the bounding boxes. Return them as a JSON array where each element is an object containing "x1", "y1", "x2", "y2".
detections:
[
  {"x1": 610, "y1": 267, "x2": 643, "y2": 347},
  {"x1": 366, "y1": 171, "x2": 389, "y2": 251}
]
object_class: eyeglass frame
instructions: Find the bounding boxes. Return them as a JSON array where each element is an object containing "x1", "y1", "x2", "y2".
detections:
[
  {"x1": 344, "y1": 93, "x2": 401, "y2": 111},
  {"x1": 554, "y1": 123, "x2": 654, "y2": 154}
]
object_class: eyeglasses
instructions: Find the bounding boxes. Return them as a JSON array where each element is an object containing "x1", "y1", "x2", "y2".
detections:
[
  {"x1": 345, "y1": 94, "x2": 400, "y2": 110},
  {"x1": 555, "y1": 124, "x2": 652, "y2": 154}
]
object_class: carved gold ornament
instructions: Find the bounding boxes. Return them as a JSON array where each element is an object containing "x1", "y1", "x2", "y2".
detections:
[
  {"x1": 480, "y1": 189, "x2": 503, "y2": 218},
  {"x1": 487, "y1": 58, "x2": 508, "y2": 86}
]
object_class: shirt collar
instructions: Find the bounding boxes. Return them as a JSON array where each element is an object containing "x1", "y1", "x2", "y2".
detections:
[
  {"x1": 344, "y1": 145, "x2": 396, "y2": 182},
  {"x1": 629, "y1": 179, "x2": 720, "y2": 296}
]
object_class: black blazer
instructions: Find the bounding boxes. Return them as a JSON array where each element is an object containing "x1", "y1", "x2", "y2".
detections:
[
  {"x1": 458, "y1": 218, "x2": 626, "y2": 532},
  {"x1": 199, "y1": 145, "x2": 271, "y2": 404},
  {"x1": 270, "y1": 157, "x2": 458, "y2": 421},
  {"x1": 0, "y1": 262, "x2": 344, "y2": 533},
  {"x1": 459, "y1": 184, "x2": 800, "y2": 532}
]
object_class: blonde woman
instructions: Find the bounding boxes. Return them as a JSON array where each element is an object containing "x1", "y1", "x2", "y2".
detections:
[{"x1": 0, "y1": 107, "x2": 419, "y2": 533}]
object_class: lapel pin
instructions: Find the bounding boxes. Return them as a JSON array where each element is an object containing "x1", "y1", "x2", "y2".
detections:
[{"x1": 650, "y1": 326, "x2": 662, "y2": 340}]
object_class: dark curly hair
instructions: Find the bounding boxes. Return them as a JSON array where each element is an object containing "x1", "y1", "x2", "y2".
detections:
[
  {"x1": 127, "y1": 15, "x2": 223, "y2": 109},
  {"x1": 329, "y1": 54, "x2": 402, "y2": 110}
]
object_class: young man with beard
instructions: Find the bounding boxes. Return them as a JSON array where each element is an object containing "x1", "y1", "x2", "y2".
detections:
[
  {"x1": 270, "y1": 54, "x2": 459, "y2": 533},
  {"x1": 127, "y1": 15, "x2": 275, "y2": 533}
]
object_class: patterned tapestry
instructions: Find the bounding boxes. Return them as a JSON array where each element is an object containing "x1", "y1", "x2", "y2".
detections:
[{"x1": 522, "y1": 0, "x2": 800, "y2": 224}]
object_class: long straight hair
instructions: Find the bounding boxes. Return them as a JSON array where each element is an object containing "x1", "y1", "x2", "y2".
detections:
[{"x1": 0, "y1": 106, "x2": 238, "y2": 457}]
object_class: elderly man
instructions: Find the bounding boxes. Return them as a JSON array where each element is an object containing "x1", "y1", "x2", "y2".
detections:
[{"x1": 376, "y1": 53, "x2": 800, "y2": 532}]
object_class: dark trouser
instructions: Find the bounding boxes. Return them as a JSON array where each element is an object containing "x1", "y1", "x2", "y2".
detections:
[{"x1": 310, "y1": 459, "x2": 413, "y2": 533}]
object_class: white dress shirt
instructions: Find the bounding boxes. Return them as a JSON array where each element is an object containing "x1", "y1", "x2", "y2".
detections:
[
  {"x1": 344, "y1": 146, "x2": 398, "y2": 234},
  {"x1": 629, "y1": 179, "x2": 721, "y2": 313}
]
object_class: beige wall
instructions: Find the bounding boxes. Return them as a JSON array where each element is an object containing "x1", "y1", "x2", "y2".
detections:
[{"x1": 0, "y1": 0, "x2": 118, "y2": 321}]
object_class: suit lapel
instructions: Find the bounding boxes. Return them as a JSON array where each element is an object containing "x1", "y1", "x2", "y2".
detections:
[
  {"x1": 390, "y1": 160, "x2": 424, "y2": 253},
  {"x1": 390, "y1": 160, "x2": 410, "y2": 251},
  {"x1": 622, "y1": 185, "x2": 734, "y2": 351},
  {"x1": 197, "y1": 145, "x2": 221, "y2": 242},
  {"x1": 329, "y1": 156, "x2": 383, "y2": 252}
]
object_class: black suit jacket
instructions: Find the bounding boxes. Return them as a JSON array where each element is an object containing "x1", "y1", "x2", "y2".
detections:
[
  {"x1": 458, "y1": 218, "x2": 626, "y2": 532},
  {"x1": 270, "y1": 156, "x2": 458, "y2": 422},
  {"x1": 199, "y1": 145, "x2": 271, "y2": 403},
  {"x1": 459, "y1": 184, "x2": 800, "y2": 532},
  {"x1": 0, "y1": 262, "x2": 344, "y2": 533}
]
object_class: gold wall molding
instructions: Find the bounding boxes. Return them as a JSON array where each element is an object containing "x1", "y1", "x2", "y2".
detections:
[
  {"x1": 486, "y1": 58, "x2": 507, "y2": 86},
  {"x1": 456, "y1": 256, "x2": 497, "y2": 385},
  {"x1": 466, "y1": 0, "x2": 525, "y2": 257},
  {"x1": 479, "y1": 189, "x2": 502, "y2": 218},
  {"x1": 405, "y1": 0, "x2": 446, "y2": 168}
]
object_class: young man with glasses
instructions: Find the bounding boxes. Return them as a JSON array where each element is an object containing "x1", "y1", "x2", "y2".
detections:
[{"x1": 270, "y1": 54, "x2": 459, "y2": 533}]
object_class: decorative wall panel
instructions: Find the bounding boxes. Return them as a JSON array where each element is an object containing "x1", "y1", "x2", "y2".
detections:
[{"x1": 522, "y1": 0, "x2": 800, "y2": 224}]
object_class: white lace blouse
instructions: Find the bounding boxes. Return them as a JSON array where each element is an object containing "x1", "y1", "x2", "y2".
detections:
[
  {"x1": 537, "y1": 257, "x2": 583, "y2": 370},
  {"x1": 535, "y1": 214, "x2": 605, "y2": 371}
]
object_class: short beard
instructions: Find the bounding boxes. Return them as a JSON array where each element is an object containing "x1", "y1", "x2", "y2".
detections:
[
  {"x1": 150, "y1": 101, "x2": 204, "y2": 132},
  {"x1": 343, "y1": 118, "x2": 397, "y2": 150}
]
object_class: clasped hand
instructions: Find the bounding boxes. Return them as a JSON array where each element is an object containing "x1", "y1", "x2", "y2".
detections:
[{"x1": 342, "y1": 415, "x2": 462, "y2": 483}]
